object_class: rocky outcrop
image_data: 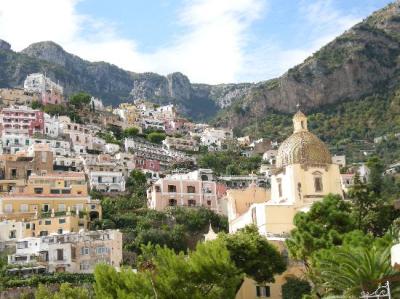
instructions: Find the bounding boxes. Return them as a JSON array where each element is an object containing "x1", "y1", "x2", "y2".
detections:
[
  {"x1": 214, "y1": 1, "x2": 400, "y2": 128},
  {"x1": 0, "y1": 39, "x2": 11, "y2": 51},
  {"x1": 1, "y1": 2, "x2": 400, "y2": 123}
]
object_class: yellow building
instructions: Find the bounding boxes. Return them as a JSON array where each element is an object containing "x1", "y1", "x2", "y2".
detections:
[
  {"x1": 23, "y1": 210, "x2": 84, "y2": 237},
  {"x1": 229, "y1": 110, "x2": 343, "y2": 298},
  {"x1": 0, "y1": 172, "x2": 101, "y2": 222}
]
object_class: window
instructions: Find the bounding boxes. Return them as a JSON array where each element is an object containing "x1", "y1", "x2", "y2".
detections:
[
  {"x1": 9, "y1": 230, "x2": 16, "y2": 239},
  {"x1": 256, "y1": 286, "x2": 270, "y2": 297},
  {"x1": 11, "y1": 168, "x2": 17, "y2": 179},
  {"x1": 39, "y1": 231, "x2": 48, "y2": 236},
  {"x1": 58, "y1": 229, "x2": 63, "y2": 234},
  {"x1": 42, "y1": 204, "x2": 49, "y2": 212},
  {"x1": 278, "y1": 181, "x2": 282, "y2": 197},
  {"x1": 81, "y1": 247, "x2": 90, "y2": 255},
  {"x1": 61, "y1": 189, "x2": 71, "y2": 194},
  {"x1": 207, "y1": 200, "x2": 211, "y2": 206},
  {"x1": 168, "y1": 185, "x2": 177, "y2": 192},
  {"x1": 4, "y1": 204, "x2": 12, "y2": 213},
  {"x1": 251, "y1": 207, "x2": 257, "y2": 225},
  {"x1": 45, "y1": 220, "x2": 51, "y2": 225},
  {"x1": 187, "y1": 186, "x2": 196, "y2": 193},
  {"x1": 80, "y1": 261, "x2": 90, "y2": 270},
  {"x1": 20, "y1": 204, "x2": 28, "y2": 212},
  {"x1": 169, "y1": 199, "x2": 177, "y2": 206},
  {"x1": 59, "y1": 218, "x2": 66, "y2": 224},
  {"x1": 50, "y1": 189, "x2": 60, "y2": 194},
  {"x1": 188, "y1": 199, "x2": 196, "y2": 207},
  {"x1": 56, "y1": 249, "x2": 64, "y2": 261},
  {"x1": 58, "y1": 204, "x2": 66, "y2": 212},
  {"x1": 34, "y1": 187, "x2": 43, "y2": 194},
  {"x1": 314, "y1": 177, "x2": 323, "y2": 192},
  {"x1": 155, "y1": 185, "x2": 161, "y2": 192},
  {"x1": 96, "y1": 247, "x2": 109, "y2": 255}
]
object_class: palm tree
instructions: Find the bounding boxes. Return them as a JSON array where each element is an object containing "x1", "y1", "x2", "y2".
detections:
[{"x1": 317, "y1": 246, "x2": 399, "y2": 298}]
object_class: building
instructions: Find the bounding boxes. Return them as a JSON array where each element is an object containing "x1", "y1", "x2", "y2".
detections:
[
  {"x1": 224, "y1": 184, "x2": 270, "y2": 231},
  {"x1": 0, "y1": 105, "x2": 44, "y2": 136},
  {"x1": 332, "y1": 155, "x2": 346, "y2": 168},
  {"x1": 8, "y1": 229, "x2": 122, "y2": 274},
  {"x1": 24, "y1": 73, "x2": 64, "y2": 105},
  {"x1": 0, "y1": 144, "x2": 53, "y2": 182},
  {"x1": 0, "y1": 172, "x2": 101, "y2": 222},
  {"x1": 88, "y1": 171, "x2": 126, "y2": 193},
  {"x1": 200, "y1": 128, "x2": 233, "y2": 151},
  {"x1": 162, "y1": 136, "x2": 199, "y2": 152},
  {"x1": 229, "y1": 110, "x2": 343, "y2": 236},
  {"x1": 147, "y1": 169, "x2": 219, "y2": 212},
  {"x1": 90, "y1": 97, "x2": 104, "y2": 111},
  {"x1": 0, "y1": 88, "x2": 40, "y2": 107},
  {"x1": 218, "y1": 174, "x2": 268, "y2": 189}
]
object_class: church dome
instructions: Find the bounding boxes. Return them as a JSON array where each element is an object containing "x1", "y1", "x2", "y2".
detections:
[{"x1": 276, "y1": 111, "x2": 332, "y2": 168}]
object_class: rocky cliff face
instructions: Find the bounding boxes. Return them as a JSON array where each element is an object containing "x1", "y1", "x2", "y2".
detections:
[
  {"x1": 0, "y1": 2, "x2": 399, "y2": 124},
  {"x1": 0, "y1": 41, "x2": 248, "y2": 120},
  {"x1": 214, "y1": 2, "x2": 400, "y2": 128}
]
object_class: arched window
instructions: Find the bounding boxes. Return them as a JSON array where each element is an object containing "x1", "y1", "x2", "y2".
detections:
[
  {"x1": 277, "y1": 178, "x2": 282, "y2": 197},
  {"x1": 313, "y1": 171, "x2": 323, "y2": 192}
]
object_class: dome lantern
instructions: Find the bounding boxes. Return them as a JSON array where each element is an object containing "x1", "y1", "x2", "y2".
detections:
[{"x1": 275, "y1": 111, "x2": 332, "y2": 168}]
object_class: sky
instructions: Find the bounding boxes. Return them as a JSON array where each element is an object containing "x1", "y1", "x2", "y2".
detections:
[{"x1": 0, "y1": 0, "x2": 394, "y2": 84}]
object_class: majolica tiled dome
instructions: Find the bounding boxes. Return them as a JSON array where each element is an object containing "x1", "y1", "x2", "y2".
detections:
[{"x1": 276, "y1": 111, "x2": 332, "y2": 168}]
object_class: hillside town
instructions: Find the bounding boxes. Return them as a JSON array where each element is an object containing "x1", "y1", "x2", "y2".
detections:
[{"x1": 0, "y1": 72, "x2": 399, "y2": 298}]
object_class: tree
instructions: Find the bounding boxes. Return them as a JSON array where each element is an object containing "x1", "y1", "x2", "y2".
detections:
[
  {"x1": 366, "y1": 156, "x2": 385, "y2": 195},
  {"x1": 147, "y1": 132, "x2": 166, "y2": 144},
  {"x1": 124, "y1": 127, "x2": 139, "y2": 138},
  {"x1": 221, "y1": 225, "x2": 286, "y2": 283},
  {"x1": 35, "y1": 283, "x2": 90, "y2": 299},
  {"x1": 282, "y1": 278, "x2": 311, "y2": 299},
  {"x1": 316, "y1": 246, "x2": 399, "y2": 297},
  {"x1": 94, "y1": 240, "x2": 242, "y2": 299},
  {"x1": 286, "y1": 194, "x2": 356, "y2": 265},
  {"x1": 126, "y1": 169, "x2": 147, "y2": 196},
  {"x1": 69, "y1": 92, "x2": 91, "y2": 108}
]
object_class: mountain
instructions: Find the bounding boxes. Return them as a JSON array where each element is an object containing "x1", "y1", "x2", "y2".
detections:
[
  {"x1": 0, "y1": 41, "x2": 250, "y2": 120},
  {"x1": 214, "y1": 2, "x2": 400, "y2": 130},
  {"x1": 1, "y1": 2, "x2": 400, "y2": 126}
]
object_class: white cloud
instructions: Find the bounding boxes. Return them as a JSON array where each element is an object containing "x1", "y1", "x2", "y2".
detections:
[
  {"x1": 238, "y1": 0, "x2": 363, "y2": 82},
  {"x1": 0, "y1": 0, "x2": 265, "y2": 84}
]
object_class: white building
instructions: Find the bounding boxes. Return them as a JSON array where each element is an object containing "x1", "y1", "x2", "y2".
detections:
[
  {"x1": 90, "y1": 97, "x2": 104, "y2": 111},
  {"x1": 88, "y1": 171, "x2": 126, "y2": 192},
  {"x1": 200, "y1": 128, "x2": 233, "y2": 151},
  {"x1": 332, "y1": 155, "x2": 346, "y2": 168},
  {"x1": 24, "y1": 73, "x2": 63, "y2": 95}
]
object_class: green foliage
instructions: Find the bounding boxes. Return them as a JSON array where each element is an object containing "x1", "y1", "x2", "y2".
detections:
[
  {"x1": 94, "y1": 240, "x2": 242, "y2": 299},
  {"x1": 286, "y1": 194, "x2": 356, "y2": 263},
  {"x1": 281, "y1": 278, "x2": 311, "y2": 299},
  {"x1": 349, "y1": 157, "x2": 400, "y2": 237},
  {"x1": 31, "y1": 101, "x2": 43, "y2": 109},
  {"x1": 43, "y1": 104, "x2": 66, "y2": 116},
  {"x1": 315, "y1": 246, "x2": 400, "y2": 297},
  {"x1": 69, "y1": 92, "x2": 91, "y2": 108},
  {"x1": 197, "y1": 151, "x2": 262, "y2": 175},
  {"x1": 220, "y1": 225, "x2": 286, "y2": 283},
  {"x1": 3, "y1": 273, "x2": 94, "y2": 288},
  {"x1": 35, "y1": 283, "x2": 90, "y2": 299},
  {"x1": 147, "y1": 132, "x2": 166, "y2": 144},
  {"x1": 123, "y1": 127, "x2": 139, "y2": 138}
]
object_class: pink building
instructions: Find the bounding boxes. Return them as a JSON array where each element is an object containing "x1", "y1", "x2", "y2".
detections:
[
  {"x1": 147, "y1": 169, "x2": 218, "y2": 211},
  {"x1": 0, "y1": 106, "x2": 44, "y2": 136},
  {"x1": 134, "y1": 156, "x2": 160, "y2": 172},
  {"x1": 41, "y1": 88, "x2": 65, "y2": 105}
]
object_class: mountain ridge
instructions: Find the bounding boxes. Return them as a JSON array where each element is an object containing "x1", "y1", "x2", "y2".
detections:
[{"x1": 1, "y1": 2, "x2": 400, "y2": 124}]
